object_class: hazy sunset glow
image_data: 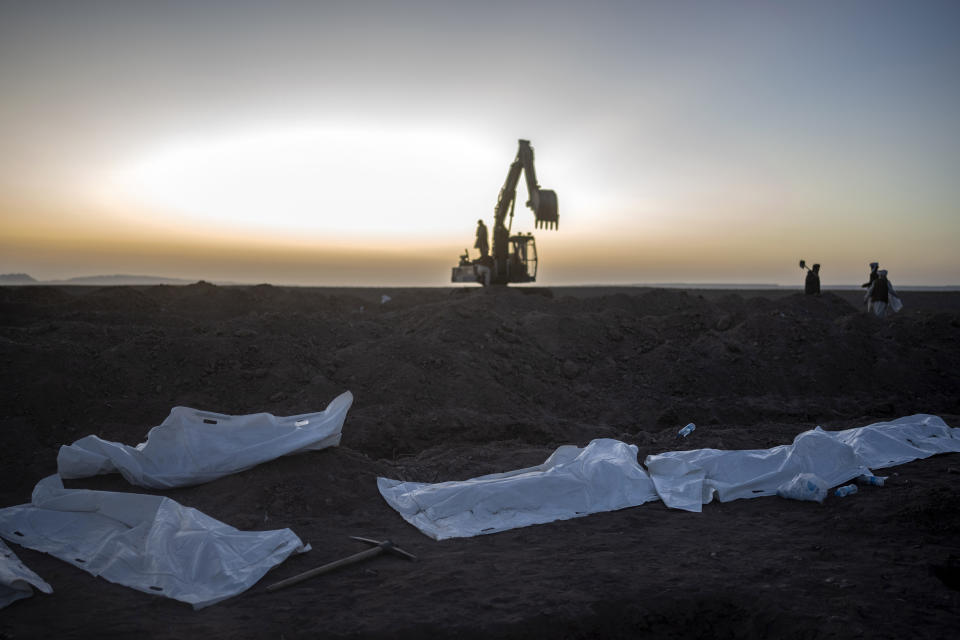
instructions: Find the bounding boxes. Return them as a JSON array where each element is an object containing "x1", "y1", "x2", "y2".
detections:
[
  {"x1": 2, "y1": 1, "x2": 958, "y2": 286},
  {"x1": 100, "y1": 125, "x2": 505, "y2": 241}
]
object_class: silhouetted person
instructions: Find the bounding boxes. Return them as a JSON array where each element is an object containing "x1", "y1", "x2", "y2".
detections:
[
  {"x1": 867, "y1": 269, "x2": 901, "y2": 317},
  {"x1": 861, "y1": 262, "x2": 879, "y2": 289},
  {"x1": 805, "y1": 263, "x2": 821, "y2": 295},
  {"x1": 474, "y1": 219, "x2": 489, "y2": 258},
  {"x1": 861, "y1": 262, "x2": 880, "y2": 312}
]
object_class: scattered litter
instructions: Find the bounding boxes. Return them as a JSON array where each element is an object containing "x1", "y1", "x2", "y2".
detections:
[
  {"x1": 834, "y1": 484, "x2": 858, "y2": 498},
  {"x1": 380, "y1": 295, "x2": 392, "y2": 304},
  {"x1": 776, "y1": 473, "x2": 828, "y2": 503},
  {"x1": 677, "y1": 423, "x2": 696, "y2": 438},
  {"x1": 857, "y1": 474, "x2": 886, "y2": 487}
]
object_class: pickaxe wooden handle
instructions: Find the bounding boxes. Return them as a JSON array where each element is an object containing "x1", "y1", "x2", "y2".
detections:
[{"x1": 266, "y1": 537, "x2": 416, "y2": 592}]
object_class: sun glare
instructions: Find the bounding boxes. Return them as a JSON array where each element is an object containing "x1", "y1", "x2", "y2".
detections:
[{"x1": 104, "y1": 125, "x2": 503, "y2": 240}]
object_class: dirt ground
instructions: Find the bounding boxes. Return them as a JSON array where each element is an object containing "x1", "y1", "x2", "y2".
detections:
[{"x1": 1, "y1": 283, "x2": 958, "y2": 639}]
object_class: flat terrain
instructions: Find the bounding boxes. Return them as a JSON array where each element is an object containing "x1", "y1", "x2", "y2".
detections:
[{"x1": 1, "y1": 284, "x2": 958, "y2": 639}]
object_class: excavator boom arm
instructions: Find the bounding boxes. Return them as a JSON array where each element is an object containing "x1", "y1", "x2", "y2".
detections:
[
  {"x1": 494, "y1": 159, "x2": 523, "y2": 228},
  {"x1": 493, "y1": 140, "x2": 559, "y2": 231}
]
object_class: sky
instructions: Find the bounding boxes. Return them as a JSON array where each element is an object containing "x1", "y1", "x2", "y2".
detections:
[{"x1": 1, "y1": 0, "x2": 959, "y2": 286}]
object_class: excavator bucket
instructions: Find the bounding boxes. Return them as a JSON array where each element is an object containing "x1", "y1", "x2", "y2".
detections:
[{"x1": 534, "y1": 189, "x2": 559, "y2": 230}]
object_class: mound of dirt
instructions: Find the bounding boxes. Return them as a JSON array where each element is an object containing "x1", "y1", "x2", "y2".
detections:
[{"x1": 1, "y1": 284, "x2": 958, "y2": 639}]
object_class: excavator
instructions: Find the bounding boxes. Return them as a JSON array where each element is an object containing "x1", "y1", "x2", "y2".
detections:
[{"x1": 451, "y1": 139, "x2": 558, "y2": 286}]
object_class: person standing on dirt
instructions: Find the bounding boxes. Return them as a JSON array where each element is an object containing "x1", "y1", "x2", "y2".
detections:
[
  {"x1": 861, "y1": 262, "x2": 880, "y2": 312},
  {"x1": 867, "y1": 269, "x2": 902, "y2": 317},
  {"x1": 861, "y1": 262, "x2": 879, "y2": 289},
  {"x1": 475, "y1": 219, "x2": 489, "y2": 259},
  {"x1": 804, "y1": 263, "x2": 821, "y2": 295}
]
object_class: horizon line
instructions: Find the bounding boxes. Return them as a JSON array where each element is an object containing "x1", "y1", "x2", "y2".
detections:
[{"x1": 2, "y1": 273, "x2": 958, "y2": 291}]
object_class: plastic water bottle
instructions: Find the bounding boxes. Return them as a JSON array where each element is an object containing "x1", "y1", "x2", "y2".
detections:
[
  {"x1": 834, "y1": 484, "x2": 858, "y2": 497},
  {"x1": 776, "y1": 473, "x2": 827, "y2": 503},
  {"x1": 857, "y1": 474, "x2": 886, "y2": 487},
  {"x1": 677, "y1": 423, "x2": 696, "y2": 438},
  {"x1": 804, "y1": 479, "x2": 822, "y2": 497}
]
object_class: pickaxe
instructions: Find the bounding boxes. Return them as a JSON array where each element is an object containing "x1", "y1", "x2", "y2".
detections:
[{"x1": 266, "y1": 536, "x2": 417, "y2": 592}]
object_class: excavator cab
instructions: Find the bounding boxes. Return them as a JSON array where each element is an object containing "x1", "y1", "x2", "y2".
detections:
[{"x1": 507, "y1": 234, "x2": 537, "y2": 282}]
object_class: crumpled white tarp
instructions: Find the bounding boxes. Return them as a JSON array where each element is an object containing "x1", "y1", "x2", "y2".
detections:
[
  {"x1": 645, "y1": 428, "x2": 867, "y2": 512},
  {"x1": 0, "y1": 476, "x2": 306, "y2": 609},
  {"x1": 645, "y1": 414, "x2": 960, "y2": 512},
  {"x1": 377, "y1": 439, "x2": 659, "y2": 540},
  {"x1": 379, "y1": 415, "x2": 960, "y2": 537},
  {"x1": 829, "y1": 414, "x2": 960, "y2": 469},
  {"x1": 58, "y1": 391, "x2": 353, "y2": 488},
  {"x1": 1, "y1": 539, "x2": 52, "y2": 609}
]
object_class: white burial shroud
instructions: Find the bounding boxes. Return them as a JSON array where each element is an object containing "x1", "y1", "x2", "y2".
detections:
[
  {"x1": 645, "y1": 414, "x2": 960, "y2": 512},
  {"x1": 0, "y1": 476, "x2": 307, "y2": 609},
  {"x1": 57, "y1": 391, "x2": 353, "y2": 488},
  {"x1": 0, "y1": 538, "x2": 53, "y2": 609},
  {"x1": 378, "y1": 438, "x2": 660, "y2": 540},
  {"x1": 379, "y1": 415, "x2": 960, "y2": 538}
]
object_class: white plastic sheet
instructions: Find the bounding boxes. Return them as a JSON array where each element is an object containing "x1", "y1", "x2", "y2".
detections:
[
  {"x1": 379, "y1": 415, "x2": 960, "y2": 537},
  {"x1": 829, "y1": 414, "x2": 960, "y2": 469},
  {"x1": 645, "y1": 428, "x2": 867, "y2": 512},
  {"x1": 645, "y1": 414, "x2": 960, "y2": 512},
  {"x1": 1, "y1": 539, "x2": 52, "y2": 609},
  {"x1": 57, "y1": 391, "x2": 353, "y2": 488},
  {"x1": 378, "y1": 439, "x2": 659, "y2": 540},
  {"x1": 0, "y1": 476, "x2": 306, "y2": 609}
]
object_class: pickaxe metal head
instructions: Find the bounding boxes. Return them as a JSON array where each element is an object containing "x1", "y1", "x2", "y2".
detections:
[
  {"x1": 265, "y1": 536, "x2": 418, "y2": 592},
  {"x1": 350, "y1": 536, "x2": 417, "y2": 561}
]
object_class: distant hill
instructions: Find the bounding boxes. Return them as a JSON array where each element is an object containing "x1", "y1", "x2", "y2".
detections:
[
  {"x1": 1, "y1": 273, "x2": 195, "y2": 286},
  {"x1": 0, "y1": 273, "x2": 38, "y2": 284},
  {"x1": 48, "y1": 274, "x2": 196, "y2": 285}
]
